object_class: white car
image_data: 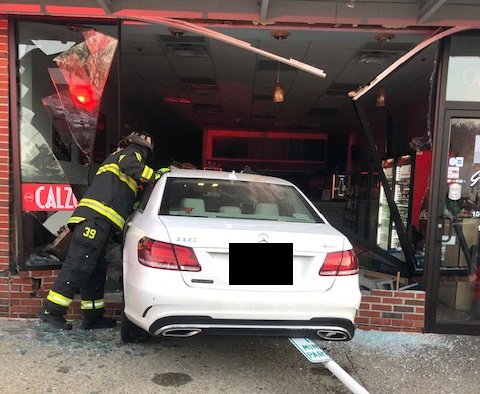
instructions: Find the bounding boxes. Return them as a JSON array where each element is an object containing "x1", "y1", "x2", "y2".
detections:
[{"x1": 121, "y1": 169, "x2": 361, "y2": 342}]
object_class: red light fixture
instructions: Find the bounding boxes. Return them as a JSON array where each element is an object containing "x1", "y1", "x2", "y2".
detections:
[
  {"x1": 70, "y1": 84, "x2": 97, "y2": 110},
  {"x1": 164, "y1": 97, "x2": 193, "y2": 104}
]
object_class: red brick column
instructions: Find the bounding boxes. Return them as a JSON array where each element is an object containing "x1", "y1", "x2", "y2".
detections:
[
  {"x1": 0, "y1": 15, "x2": 10, "y2": 318},
  {"x1": 355, "y1": 289, "x2": 426, "y2": 333}
]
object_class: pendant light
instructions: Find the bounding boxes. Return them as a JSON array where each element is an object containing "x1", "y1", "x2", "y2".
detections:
[
  {"x1": 270, "y1": 31, "x2": 290, "y2": 104},
  {"x1": 376, "y1": 85, "x2": 386, "y2": 107},
  {"x1": 273, "y1": 62, "x2": 285, "y2": 103},
  {"x1": 374, "y1": 33, "x2": 395, "y2": 108}
]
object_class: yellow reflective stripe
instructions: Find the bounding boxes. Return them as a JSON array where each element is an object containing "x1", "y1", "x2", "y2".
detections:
[
  {"x1": 81, "y1": 300, "x2": 93, "y2": 310},
  {"x1": 47, "y1": 290, "x2": 73, "y2": 307},
  {"x1": 96, "y1": 163, "x2": 137, "y2": 194},
  {"x1": 78, "y1": 198, "x2": 125, "y2": 229},
  {"x1": 68, "y1": 216, "x2": 85, "y2": 225},
  {"x1": 97, "y1": 163, "x2": 121, "y2": 176},
  {"x1": 81, "y1": 299, "x2": 105, "y2": 310},
  {"x1": 119, "y1": 154, "x2": 126, "y2": 162},
  {"x1": 141, "y1": 165, "x2": 154, "y2": 181},
  {"x1": 95, "y1": 299, "x2": 105, "y2": 308},
  {"x1": 134, "y1": 152, "x2": 142, "y2": 161}
]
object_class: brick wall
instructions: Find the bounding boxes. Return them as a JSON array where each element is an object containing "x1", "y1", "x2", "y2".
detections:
[
  {"x1": 355, "y1": 289, "x2": 426, "y2": 333},
  {"x1": 6, "y1": 267, "x2": 122, "y2": 319},
  {"x1": 8, "y1": 269, "x2": 122, "y2": 320}
]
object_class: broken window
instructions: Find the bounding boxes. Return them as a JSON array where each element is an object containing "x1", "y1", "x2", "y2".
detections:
[{"x1": 16, "y1": 21, "x2": 118, "y2": 269}]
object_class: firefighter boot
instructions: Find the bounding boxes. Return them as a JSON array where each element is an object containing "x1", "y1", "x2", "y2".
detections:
[
  {"x1": 38, "y1": 307, "x2": 73, "y2": 330},
  {"x1": 81, "y1": 315, "x2": 117, "y2": 330}
]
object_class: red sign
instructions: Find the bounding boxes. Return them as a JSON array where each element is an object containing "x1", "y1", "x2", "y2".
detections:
[{"x1": 22, "y1": 183, "x2": 78, "y2": 211}]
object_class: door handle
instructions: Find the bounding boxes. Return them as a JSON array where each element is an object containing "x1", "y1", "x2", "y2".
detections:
[{"x1": 440, "y1": 215, "x2": 453, "y2": 243}]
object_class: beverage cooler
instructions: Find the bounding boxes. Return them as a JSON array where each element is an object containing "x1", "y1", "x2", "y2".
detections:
[{"x1": 376, "y1": 151, "x2": 432, "y2": 250}]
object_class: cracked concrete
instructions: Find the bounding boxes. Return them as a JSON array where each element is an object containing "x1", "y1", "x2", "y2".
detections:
[{"x1": 0, "y1": 319, "x2": 478, "y2": 393}]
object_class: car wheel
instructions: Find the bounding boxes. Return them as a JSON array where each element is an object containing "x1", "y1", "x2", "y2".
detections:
[{"x1": 120, "y1": 311, "x2": 151, "y2": 343}]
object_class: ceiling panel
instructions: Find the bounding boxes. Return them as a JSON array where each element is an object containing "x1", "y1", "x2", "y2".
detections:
[
  {"x1": 120, "y1": 18, "x2": 441, "y2": 134},
  {"x1": 168, "y1": 57, "x2": 216, "y2": 79},
  {"x1": 123, "y1": 54, "x2": 181, "y2": 97}
]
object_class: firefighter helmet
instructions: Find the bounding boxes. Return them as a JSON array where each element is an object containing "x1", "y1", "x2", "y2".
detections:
[{"x1": 123, "y1": 131, "x2": 154, "y2": 152}]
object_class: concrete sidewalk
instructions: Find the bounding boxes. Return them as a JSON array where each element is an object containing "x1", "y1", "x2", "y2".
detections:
[{"x1": 0, "y1": 318, "x2": 478, "y2": 394}]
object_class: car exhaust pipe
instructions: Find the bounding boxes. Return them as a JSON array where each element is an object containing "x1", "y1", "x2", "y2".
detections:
[
  {"x1": 161, "y1": 328, "x2": 202, "y2": 337},
  {"x1": 151, "y1": 322, "x2": 353, "y2": 340},
  {"x1": 316, "y1": 329, "x2": 350, "y2": 341}
]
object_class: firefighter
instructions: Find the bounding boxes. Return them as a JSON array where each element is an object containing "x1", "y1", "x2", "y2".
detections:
[{"x1": 39, "y1": 131, "x2": 169, "y2": 330}]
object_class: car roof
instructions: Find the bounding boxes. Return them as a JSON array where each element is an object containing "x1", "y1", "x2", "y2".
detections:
[{"x1": 165, "y1": 168, "x2": 294, "y2": 186}]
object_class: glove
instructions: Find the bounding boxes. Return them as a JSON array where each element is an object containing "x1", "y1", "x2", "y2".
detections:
[{"x1": 155, "y1": 167, "x2": 171, "y2": 180}]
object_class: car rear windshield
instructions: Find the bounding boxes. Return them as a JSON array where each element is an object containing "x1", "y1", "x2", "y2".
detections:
[{"x1": 159, "y1": 177, "x2": 323, "y2": 223}]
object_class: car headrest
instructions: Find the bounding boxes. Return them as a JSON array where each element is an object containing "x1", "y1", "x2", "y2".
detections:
[
  {"x1": 254, "y1": 203, "x2": 279, "y2": 217},
  {"x1": 180, "y1": 198, "x2": 205, "y2": 213},
  {"x1": 219, "y1": 206, "x2": 241, "y2": 215}
]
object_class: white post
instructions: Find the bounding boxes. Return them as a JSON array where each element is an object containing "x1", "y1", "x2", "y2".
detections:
[
  {"x1": 323, "y1": 359, "x2": 370, "y2": 394},
  {"x1": 289, "y1": 338, "x2": 370, "y2": 394}
]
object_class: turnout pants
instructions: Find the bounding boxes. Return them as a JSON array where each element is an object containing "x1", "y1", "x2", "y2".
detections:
[{"x1": 44, "y1": 217, "x2": 114, "y2": 319}]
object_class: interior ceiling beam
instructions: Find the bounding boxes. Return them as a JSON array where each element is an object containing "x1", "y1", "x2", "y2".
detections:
[
  {"x1": 96, "y1": 0, "x2": 112, "y2": 14},
  {"x1": 351, "y1": 26, "x2": 469, "y2": 101},
  {"x1": 260, "y1": 0, "x2": 270, "y2": 21},
  {"x1": 418, "y1": 0, "x2": 448, "y2": 23}
]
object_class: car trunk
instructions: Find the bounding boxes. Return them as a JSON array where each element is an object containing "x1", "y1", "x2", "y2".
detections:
[{"x1": 160, "y1": 216, "x2": 349, "y2": 292}]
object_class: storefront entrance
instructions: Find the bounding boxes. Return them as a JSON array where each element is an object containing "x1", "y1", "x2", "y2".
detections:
[
  {"x1": 8, "y1": 13, "x2": 480, "y2": 334},
  {"x1": 427, "y1": 112, "x2": 480, "y2": 334},
  {"x1": 423, "y1": 31, "x2": 480, "y2": 335}
]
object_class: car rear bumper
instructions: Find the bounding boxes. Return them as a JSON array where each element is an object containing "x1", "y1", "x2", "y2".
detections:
[
  {"x1": 148, "y1": 316, "x2": 355, "y2": 341},
  {"x1": 123, "y1": 262, "x2": 361, "y2": 340}
]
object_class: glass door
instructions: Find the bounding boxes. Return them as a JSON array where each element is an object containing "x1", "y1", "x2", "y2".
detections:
[{"x1": 436, "y1": 116, "x2": 480, "y2": 326}]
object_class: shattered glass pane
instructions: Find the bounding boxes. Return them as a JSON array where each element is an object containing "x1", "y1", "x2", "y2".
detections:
[
  {"x1": 31, "y1": 39, "x2": 75, "y2": 56},
  {"x1": 19, "y1": 83, "x2": 29, "y2": 99},
  {"x1": 17, "y1": 22, "x2": 118, "y2": 268},
  {"x1": 17, "y1": 43, "x2": 36, "y2": 60},
  {"x1": 46, "y1": 30, "x2": 118, "y2": 162}
]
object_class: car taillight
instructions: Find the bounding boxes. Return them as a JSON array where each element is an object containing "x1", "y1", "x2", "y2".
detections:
[
  {"x1": 137, "y1": 237, "x2": 201, "y2": 272},
  {"x1": 319, "y1": 250, "x2": 358, "y2": 276}
]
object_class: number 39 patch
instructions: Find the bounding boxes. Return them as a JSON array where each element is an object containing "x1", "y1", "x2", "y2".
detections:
[{"x1": 82, "y1": 226, "x2": 97, "y2": 239}]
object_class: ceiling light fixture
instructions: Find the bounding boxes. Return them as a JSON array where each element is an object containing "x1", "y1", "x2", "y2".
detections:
[
  {"x1": 374, "y1": 32, "x2": 395, "y2": 44},
  {"x1": 374, "y1": 33, "x2": 395, "y2": 107},
  {"x1": 347, "y1": 0, "x2": 355, "y2": 9},
  {"x1": 271, "y1": 30, "x2": 290, "y2": 40},
  {"x1": 273, "y1": 63, "x2": 285, "y2": 103},
  {"x1": 168, "y1": 27, "x2": 185, "y2": 37}
]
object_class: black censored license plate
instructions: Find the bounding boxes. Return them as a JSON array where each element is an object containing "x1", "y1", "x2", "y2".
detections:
[{"x1": 229, "y1": 243, "x2": 293, "y2": 285}]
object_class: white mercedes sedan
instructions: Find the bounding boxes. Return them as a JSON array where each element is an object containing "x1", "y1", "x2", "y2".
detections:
[{"x1": 121, "y1": 169, "x2": 361, "y2": 342}]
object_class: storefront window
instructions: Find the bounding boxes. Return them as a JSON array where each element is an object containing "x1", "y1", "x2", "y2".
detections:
[
  {"x1": 16, "y1": 21, "x2": 118, "y2": 268},
  {"x1": 446, "y1": 32, "x2": 480, "y2": 103}
]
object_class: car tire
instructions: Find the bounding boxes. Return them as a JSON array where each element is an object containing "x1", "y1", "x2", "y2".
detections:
[{"x1": 120, "y1": 311, "x2": 151, "y2": 343}]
